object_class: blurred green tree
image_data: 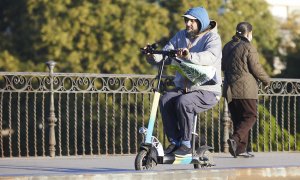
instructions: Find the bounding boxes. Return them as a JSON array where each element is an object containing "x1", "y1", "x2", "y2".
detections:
[
  {"x1": 0, "y1": 0, "x2": 279, "y2": 75},
  {"x1": 26, "y1": 0, "x2": 170, "y2": 74},
  {"x1": 0, "y1": 0, "x2": 40, "y2": 71},
  {"x1": 0, "y1": 0, "x2": 170, "y2": 73},
  {"x1": 280, "y1": 12, "x2": 300, "y2": 78}
]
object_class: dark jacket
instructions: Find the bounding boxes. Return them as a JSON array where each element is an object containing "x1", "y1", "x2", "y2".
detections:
[{"x1": 222, "y1": 35, "x2": 270, "y2": 103}]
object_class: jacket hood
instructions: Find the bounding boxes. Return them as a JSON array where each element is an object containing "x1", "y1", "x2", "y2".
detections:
[{"x1": 182, "y1": 7, "x2": 210, "y2": 32}]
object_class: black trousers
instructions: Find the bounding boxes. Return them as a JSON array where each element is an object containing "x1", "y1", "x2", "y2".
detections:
[
  {"x1": 228, "y1": 99, "x2": 257, "y2": 155},
  {"x1": 159, "y1": 89, "x2": 218, "y2": 142}
]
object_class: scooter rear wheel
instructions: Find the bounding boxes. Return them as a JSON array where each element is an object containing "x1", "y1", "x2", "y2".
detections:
[
  {"x1": 135, "y1": 149, "x2": 156, "y2": 170},
  {"x1": 194, "y1": 148, "x2": 215, "y2": 169}
]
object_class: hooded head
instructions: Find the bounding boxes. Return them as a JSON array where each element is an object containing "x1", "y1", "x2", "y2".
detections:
[{"x1": 182, "y1": 7, "x2": 210, "y2": 32}]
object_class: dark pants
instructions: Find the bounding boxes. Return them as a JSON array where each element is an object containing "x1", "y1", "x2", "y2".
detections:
[
  {"x1": 160, "y1": 89, "x2": 218, "y2": 142},
  {"x1": 228, "y1": 99, "x2": 257, "y2": 155}
]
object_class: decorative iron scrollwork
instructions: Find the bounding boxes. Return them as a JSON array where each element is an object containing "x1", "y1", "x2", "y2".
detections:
[{"x1": 0, "y1": 72, "x2": 174, "y2": 93}]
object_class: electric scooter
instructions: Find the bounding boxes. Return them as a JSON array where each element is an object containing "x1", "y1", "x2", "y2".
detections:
[{"x1": 134, "y1": 44, "x2": 215, "y2": 170}]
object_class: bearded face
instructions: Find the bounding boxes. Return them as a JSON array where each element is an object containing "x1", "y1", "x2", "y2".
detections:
[{"x1": 184, "y1": 17, "x2": 200, "y2": 39}]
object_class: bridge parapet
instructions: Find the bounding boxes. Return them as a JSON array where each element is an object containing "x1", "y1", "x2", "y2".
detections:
[{"x1": 0, "y1": 63, "x2": 299, "y2": 158}]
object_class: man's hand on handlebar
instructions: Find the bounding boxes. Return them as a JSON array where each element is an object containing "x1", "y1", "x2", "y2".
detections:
[
  {"x1": 176, "y1": 48, "x2": 190, "y2": 59},
  {"x1": 141, "y1": 43, "x2": 191, "y2": 59}
]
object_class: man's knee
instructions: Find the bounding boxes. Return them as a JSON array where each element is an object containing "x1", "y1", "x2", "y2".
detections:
[
  {"x1": 160, "y1": 91, "x2": 180, "y2": 106},
  {"x1": 175, "y1": 96, "x2": 192, "y2": 112}
]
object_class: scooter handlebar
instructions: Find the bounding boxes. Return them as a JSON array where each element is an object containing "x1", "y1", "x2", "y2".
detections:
[{"x1": 140, "y1": 43, "x2": 188, "y2": 58}]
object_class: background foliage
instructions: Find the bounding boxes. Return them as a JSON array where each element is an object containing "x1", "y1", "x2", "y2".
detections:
[
  {"x1": 0, "y1": 0, "x2": 287, "y2": 77},
  {"x1": 280, "y1": 12, "x2": 300, "y2": 78}
]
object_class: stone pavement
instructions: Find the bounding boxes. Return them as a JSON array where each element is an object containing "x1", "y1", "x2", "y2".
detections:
[{"x1": 0, "y1": 152, "x2": 300, "y2": 179}]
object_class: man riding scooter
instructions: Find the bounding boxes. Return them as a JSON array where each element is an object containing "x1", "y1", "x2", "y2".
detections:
[{"x1": 146, "y1": 6, "x2": 222, "y2": 157}]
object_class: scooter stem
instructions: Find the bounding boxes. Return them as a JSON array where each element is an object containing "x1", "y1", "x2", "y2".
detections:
[
  {"x1": 145, "y1": 91, "x2": 160, "y2": 144},
  {"x1": 156, "y1": 55, "x2": 167, "y2": 90},
  {"x1": 145, "y1": 55, "x2": 167, "y2": 144}
]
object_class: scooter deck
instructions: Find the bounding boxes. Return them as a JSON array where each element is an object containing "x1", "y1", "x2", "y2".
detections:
[{"x1": 158, "y1": 154, "x2": 200, "y2": 165}]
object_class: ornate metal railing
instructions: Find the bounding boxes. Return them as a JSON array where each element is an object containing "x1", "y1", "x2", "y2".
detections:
[{"x1": 0, "y1": 62, "x2": 299, "y2": 157}]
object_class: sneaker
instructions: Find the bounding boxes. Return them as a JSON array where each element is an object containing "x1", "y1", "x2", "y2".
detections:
[
  {"x1": 164, "y1": 143, "x2": 177, "y2": 154},
  {"x1": 237, "y1": 152, "x2": 254, "y2": 158},
  {"x1": 173, "y1": 144, "x2": 192, "y2": 157},
  {"x1": 227, "y1": 139, "x2": 237, "y2": 158}
]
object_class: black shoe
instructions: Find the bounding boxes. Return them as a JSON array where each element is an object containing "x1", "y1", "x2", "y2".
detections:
[
  {"x1": 173, "y1": 144, "x2": 192, "y2": 157},
  {"x1": 164, "y1": 143, "x2": 177, "y2": 154},
  {"x1": 227, "y1": 139, "x2": 237, "y2": 158},
  {"x1": 237, "y1": 152, "x2": 254, "y2": 158}
]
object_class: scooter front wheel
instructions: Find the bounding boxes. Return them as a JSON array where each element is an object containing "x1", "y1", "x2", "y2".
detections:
[{"x1": 134, "y1": 149, "x2": 156, "y2": 170}]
